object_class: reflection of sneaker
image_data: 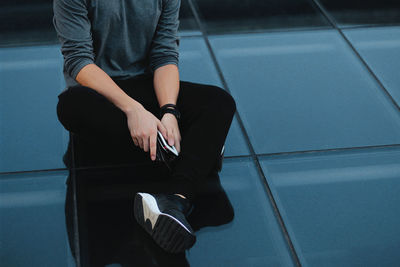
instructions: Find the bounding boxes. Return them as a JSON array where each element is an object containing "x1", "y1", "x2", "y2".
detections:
[
  {"x1": 188, "y1": 172, "x2": 234, "y2": 232},
  {"x1": 134, "y1": 193, "x2": 196, "y2": 253}
]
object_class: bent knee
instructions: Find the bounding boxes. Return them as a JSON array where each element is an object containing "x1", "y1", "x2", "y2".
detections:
[
  {"x1": 57, "y1": 95, "x2": 77, "y2": 133},
  {"x1": 56, "y1": 86, "x2": 86, "y2": 133},
  {"x1": 210, "y1": 86, "x2": 237, "y2": 116}
]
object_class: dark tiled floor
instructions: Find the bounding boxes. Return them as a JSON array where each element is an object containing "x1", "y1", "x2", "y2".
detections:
[
  {"x1": 0, "y1": 1, "x2": 56, "y2": 47},
  {"x1": 192, "y1": 0, "x2": 330, "y2": 34},
  {"x1": 1, "y1": 0, "x2": 400, "y2": 266},
  {"x1": 0, "y1": 171, "x2": 74, "y2": 267},
  {"x1": 0, "y1": 0, "x2": 199, "y2": 47},
  {"x1": 259, "y1": 147, "x2": 400, "y2": 266},
  {"x1": 344, "y1": 26, "x2": 400, "y2": 107},
  {"x1": 209, "y1": 29, "x2": 400, "y2": 154},
  {"x1": 318, "y1": 0, "x2": 400, "y2": 28},
  {"x1": 71, "y1": 158, "x2": 294, "y2": 266},
  {"x1": 186, "y1": 158, "x2": 294, "y2": 266},
  {"x1": 178, "y1": 36, "x2": 223, "y2": 86},
  {"x1": 0, "y1": 46, "x2": 68, "y2": 173},
  {"x1": 179, "y1": 0, "x2": 202, "y2": 36}
]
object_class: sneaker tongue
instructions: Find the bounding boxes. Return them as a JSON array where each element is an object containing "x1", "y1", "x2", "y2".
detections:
[{"x1": 166, "y1": 195, "x2": 192, "y2": 216}]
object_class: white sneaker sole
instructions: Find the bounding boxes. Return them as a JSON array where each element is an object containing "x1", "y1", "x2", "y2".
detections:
[{"x1": 134, "y1": 193, "x2": 196, "y2": 253}]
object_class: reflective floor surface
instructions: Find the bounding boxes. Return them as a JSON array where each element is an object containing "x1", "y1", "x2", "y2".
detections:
[{"x1": 1, "y1": 0, "x2": 400, "y2": 266}]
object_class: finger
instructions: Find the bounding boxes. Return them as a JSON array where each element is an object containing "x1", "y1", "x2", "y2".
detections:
[
  {"x1": 143, "y1": 135, "x2": 149, "y2": 152},
  {"x1": 150, "y1": 133, "x2": 156, "y2": 161},
  {"x1": 131, "y1": 134, "x2": 139, "y2": 146},
  {"x1": 177, "y1": 130, "x2": 182, "y2": 153},
  {"x1": 157, "y1": 121, "x2": 167, "y2": 139},
  {"x1": 168, "y1": 129, "x2": 174, "y2": 146},
  {"x1": 176, "y1": 128, "x2": 181, "y2": 141},
  {"x1": 132, "y1": 137, "x2": 138, "y2": 146},
  {"x1": 138, "y1": 137, "x2": 143, "y2": 150},
  {"x1": 175, "y1": 135, "x2": 181, "y2": 153}
]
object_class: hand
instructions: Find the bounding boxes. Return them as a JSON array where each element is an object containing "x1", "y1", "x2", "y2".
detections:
[
  {"x1": 160, "y1": 113, "x2": 181, "y2": 153},
  {"x1": 125, "y1": 105, "x2": 167, "y2": 161}
]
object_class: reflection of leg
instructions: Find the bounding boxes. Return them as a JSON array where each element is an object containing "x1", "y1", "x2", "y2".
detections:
[
  {"x1": 188, "y1": 170, "x2": 235, "y2": 232},
  {"x1": 64, "y1": 172, "x2": 77, "y2": 263},
  {"x1": 171, "y1": 81, "x2": 237, "y2": 201}
]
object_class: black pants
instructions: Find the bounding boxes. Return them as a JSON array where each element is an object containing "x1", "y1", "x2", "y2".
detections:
[{"x1": 57, "y1": 73, "x2": 236, "y2": 201}]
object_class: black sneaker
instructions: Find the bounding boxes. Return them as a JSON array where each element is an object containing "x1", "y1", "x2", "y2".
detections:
[{"x1": 133, "y1": 192, "x2": 196, "y2": 253}]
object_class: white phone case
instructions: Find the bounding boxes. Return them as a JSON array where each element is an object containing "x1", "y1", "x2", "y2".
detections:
[{"x1": 157, "y1": 131, "x2": 179, "y2": 156}]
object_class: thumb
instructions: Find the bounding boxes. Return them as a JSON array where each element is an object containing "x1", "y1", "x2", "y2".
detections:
[{"x1": 157, "y1": 120, "x2": 167, "y2": 139}]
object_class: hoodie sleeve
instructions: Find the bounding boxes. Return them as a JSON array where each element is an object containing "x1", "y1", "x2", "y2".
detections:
[
  {"x1": 53, "y1": 0, "x2": 95, "y2": 80},
  {"x1": 148, "y1": 0, "x2": 181, "y2": 74}
]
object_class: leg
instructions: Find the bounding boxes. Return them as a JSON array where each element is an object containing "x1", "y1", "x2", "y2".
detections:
[
  {"x1": 133, "y1": 81, "x2": 236, "y2": 253},
  {"x1": 57, "y1": 73, "x2": 163, "y2": 138},
  {"x1": 56, "y1": 74, "x2": 157, "y2": 165},
  {"x1": 57, "y1": 75, "x2": 236, "y2": 199},
  {"x1": 171, "y1": 81, "x2": 237, "y2": 201}
]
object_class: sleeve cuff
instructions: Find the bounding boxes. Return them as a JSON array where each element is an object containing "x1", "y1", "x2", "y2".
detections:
[
  {"x1": 150, "y1": 57, "x2": 179, "y2": 73},
  {"x1": 71, "y1": 58, "x2": 95, "y2": 80}
]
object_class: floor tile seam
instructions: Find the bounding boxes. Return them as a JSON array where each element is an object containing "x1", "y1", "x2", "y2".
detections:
[
  {"x1": 205, "y1": 25, "x2": 334, "y2": 37},
  {"x1": 311, "y1": 0, "x2": 400, "y2": 113},
  {"x1": 252, "y1": 154, "x2": 302, "y2": 267},
  {"x1": 256, "y1": 143, "x2": 400, "y2": 158},
  {"x1": 62, "y1": 154, "x2": 251, "y2": 173},
  {"x1": 3, "y1": 142, "x2": 399, "y2": 176},
  {"x1": 187, "y1": 0, "x2": 301, "y2": 265},
  {"x1": 65, "y1": 161, "x2": 177, "y2": 172},
  {"x1": 0, "y1": 167, "x2": 68, "y2": 176},
  {"x1": 0, "y1": 41, "x2": 60, "y2": 49},
  {"x1": 179, "y1": 33, "x2": 204, "y2": 38},
  {"x1": 339, "y1": 23, "x2": 400, "y2": 31},
  {"x1": 6, "y1": 23, "x2": 400, "y2": 50},
  {"x1": 58, "y1": 142, "x2": 400, "y2": 173}
]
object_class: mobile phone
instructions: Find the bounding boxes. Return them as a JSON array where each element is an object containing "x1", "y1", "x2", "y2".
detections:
[{"x1": 157, "y1": 131, "x2": 179, "y2": 157}]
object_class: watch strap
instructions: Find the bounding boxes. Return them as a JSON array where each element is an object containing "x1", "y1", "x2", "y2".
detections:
[
  {"x1": 160, "y1": 103, "x2": 177, "y2": 110},
  {"x1": 160, "y1": 104, "x2": 181, "y2": 121}
]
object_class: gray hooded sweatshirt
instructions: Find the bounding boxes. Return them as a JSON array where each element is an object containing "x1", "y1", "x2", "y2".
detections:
[{"x1": 53, "y1": 0, "x2": 181, "y2": 88}]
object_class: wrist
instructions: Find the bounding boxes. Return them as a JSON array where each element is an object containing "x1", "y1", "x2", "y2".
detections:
[
  {"x1": 122, "y1": 98, "x2": 143, "y2": 115},
  {"x1": 159, "y1": 104, "x2": 181, "y2": 121},
  {"x1": 162, "y1": 113, "x2": 176, "y2": 120}
]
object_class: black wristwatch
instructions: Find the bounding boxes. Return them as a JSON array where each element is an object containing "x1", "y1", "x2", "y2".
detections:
[{"x1": 160, "y1": 103, "x2": 181, "y2": 121}]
